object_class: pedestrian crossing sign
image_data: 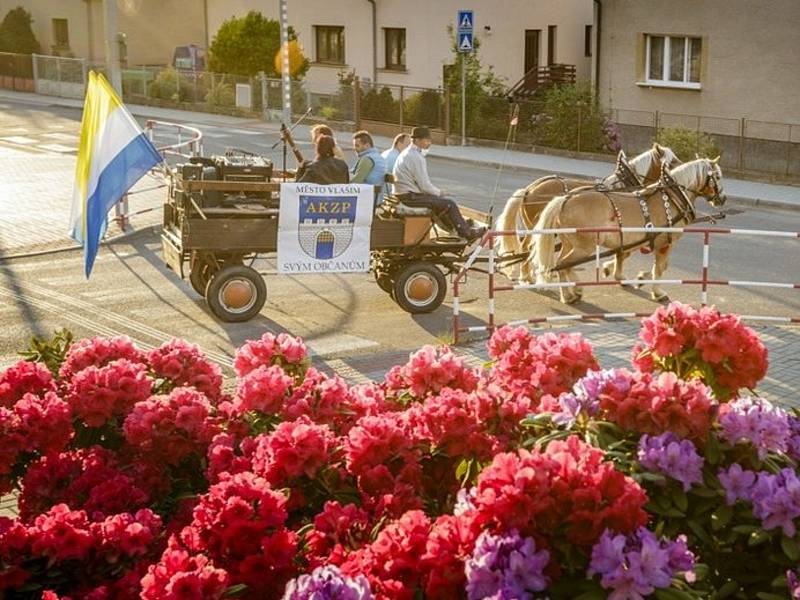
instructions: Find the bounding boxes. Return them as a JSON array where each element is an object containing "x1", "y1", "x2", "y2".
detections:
[
  {"x1": 458, "y1": 10, "x2": 474, "y2": 31},
  {"x1": 458, "y1": 32, "x2": 474, "y2": 53}
]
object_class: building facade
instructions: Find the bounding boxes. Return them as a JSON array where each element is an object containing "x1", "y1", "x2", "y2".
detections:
[
  {"x1": 207, "y1": 0, "x2": 594, "y2": 92},
  {"x1": 0, "y1": 0, "x2": 207, "y2": 67},
  {"x1": 594, "y1": 0, "x2": 800, "y2": 125}
]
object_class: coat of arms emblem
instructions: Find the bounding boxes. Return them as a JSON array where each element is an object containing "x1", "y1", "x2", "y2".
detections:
[{"x1": 297, "y1": 194, "x2": 358, "y2": 259}]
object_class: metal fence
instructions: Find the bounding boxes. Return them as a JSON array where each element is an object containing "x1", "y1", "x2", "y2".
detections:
[
  {"x1": 610, "y1": 108, "x2": 800, "y2": 178},
  {"x1": 33, "y1": 54, "x2": 87, "y2": 98},
  {"x1": 0, "y1": 51, "x2": 34, "y2": 92}
]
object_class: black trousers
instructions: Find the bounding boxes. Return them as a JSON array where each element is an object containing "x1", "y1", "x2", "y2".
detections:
[{"x1": 397, "y1": 192, "x2": 470, "y2": 236}]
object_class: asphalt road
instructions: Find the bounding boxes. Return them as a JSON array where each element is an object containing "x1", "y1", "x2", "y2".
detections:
[{"x1": 0, "y1": 99, "x2": 798, "y2": 374}]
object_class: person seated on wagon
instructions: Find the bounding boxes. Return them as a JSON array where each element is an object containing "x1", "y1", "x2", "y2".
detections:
[
  {"x1": 310, "y1": 124, "x2": 346, "y2": 160},
  {"x1": 350, "y1": 130, "x2": 386, "y2": 205},
  {"x1": 296, "y1": 135, "x2": 349, "y2": 184},
  {"x1": 393, "y1": 126, "x2": 485, "y2": 241}
]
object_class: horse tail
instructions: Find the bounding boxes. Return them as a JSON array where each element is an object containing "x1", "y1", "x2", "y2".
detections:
[
  {"x1": 532, "y1": 195, "x2": 568, "y2": 281},
  {"x1": 496, "y1": 190, "x2": 525, "y2": 275}
]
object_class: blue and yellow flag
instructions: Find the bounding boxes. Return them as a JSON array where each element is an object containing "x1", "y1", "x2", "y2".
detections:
[{"x1": 69, "y1": 72, "x2": 162, "y2": 277}]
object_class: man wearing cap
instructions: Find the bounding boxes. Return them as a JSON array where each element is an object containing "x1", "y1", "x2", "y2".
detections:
[{"x1": 392, "y1": 126, "x2": 485, "y2": 241}]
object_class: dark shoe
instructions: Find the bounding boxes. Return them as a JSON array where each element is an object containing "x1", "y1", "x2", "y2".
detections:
[{"x1": 465, "y1": 225, "x2": 487, "y2": 242}]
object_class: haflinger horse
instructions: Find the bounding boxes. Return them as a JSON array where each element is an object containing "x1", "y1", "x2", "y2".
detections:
[
  {"x1": 496, "y1": 143, "x2": 681, "y2": 279},
  {"x1": 525, "y1": 157, "x2": 726, "y2": 304}
]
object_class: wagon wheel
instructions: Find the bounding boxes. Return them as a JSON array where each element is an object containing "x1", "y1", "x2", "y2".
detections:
[
  {"x1": 373, "y1": 269, "x2": 397, "y2": 295},
  {"x1": 392, "y1": 262, "x2": 447, "y2": 314},
  {"x1": 205, "y1": 265, "x2": 267, "y2": 322},
  {"x1": 190, "y1": 255, "x2": 243, "y2": 296}
]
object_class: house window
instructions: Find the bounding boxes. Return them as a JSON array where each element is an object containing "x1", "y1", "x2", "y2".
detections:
[
  {"x1": 52, "y1": 18, "x2": 69, "y2": 49},
  {"x1": 547, "y1": 25, "x2": 557, "y2": 64},
  {"x1": 645, "y1": 35, "x2": 702, "y2": 88},
  {"x1": 384, "y1": 28, "x2": 406, "y2": 70},
  {"x1": 315, "y1": 26, "x2": 345, "y2": 64},
  {"x1": 584, "y1": 25, "x2": 592, "y2": 57}
]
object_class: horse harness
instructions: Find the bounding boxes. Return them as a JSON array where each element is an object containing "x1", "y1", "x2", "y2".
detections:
[{"x1": 597, "y1": 170, "x2": 697, "y2": 252}]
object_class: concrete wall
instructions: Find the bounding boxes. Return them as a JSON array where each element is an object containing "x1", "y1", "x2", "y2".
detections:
[
  {"x1": 0, "y1": 0, "x2": 206, "y2": 67},
  {"x1": 596, "y1": 0, "x2": 800, "y2": 125},
  {"x1": 207, "y1": 0, "x2": 594, "y2": 92}
]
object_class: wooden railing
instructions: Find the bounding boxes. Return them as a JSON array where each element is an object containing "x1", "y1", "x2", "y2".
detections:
[{"x1": 507, "y1": 63, "x2": 576, "y2": 101}]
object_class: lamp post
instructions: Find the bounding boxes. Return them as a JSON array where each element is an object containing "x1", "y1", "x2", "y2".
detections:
[{"x1": 279, "y1": 0, "x2": 291, "y2": 124}]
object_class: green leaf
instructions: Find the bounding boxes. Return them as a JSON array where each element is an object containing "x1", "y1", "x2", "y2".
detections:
[
  {"x1": 223, "y1": 584, "x2": 249, "y2": 598},
  {"x1": 715, "y1": 580, "x2": 740, "y2": 598},
  {"x1": 686, "y1": 519, "x2": 711, "y2": 544},
  {"x1": 693, "y1": 563, "x2": 709, "y2": 582},
  {"x1": 732, "y1": 525, "x2": 760, "y2": 535},
  {"x1": 573, "y1": 591, "x2": 608, "y2": 600},
  {"x1": 705, "y1": 435, "x2": 721, "y2": 465},
  {"x1": 781, "y1": 536, "x2": 800, "y2": 561},
  {"x1": 711, "y1": 504, "x2": 733, "y2": 531},
  {"x1": 756, "y1": 594, "x2": 788, "y2": 600},
  {"x1": 654, "y1": 588, "x2": 695, "y2": 600},
  {"x1": 748, "y1": 530, "x2": 771, "y2": 547},
  {"x1": 455, "y1": 458, "x2": 469, "y2": 481},
  {"x1": 672, "y1": 487, "x2": 689, "y2": 512}
]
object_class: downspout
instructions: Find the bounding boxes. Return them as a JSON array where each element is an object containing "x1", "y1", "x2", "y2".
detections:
[
  {"x1": 366, "y1": 0, "x2": 377, "y2": 82},
  {"x1": 593, "y1": 0, "x2": 602, "y2": 99},
  {"x1": 203, "y1": 0, "x2": 209, "y2": 48}
]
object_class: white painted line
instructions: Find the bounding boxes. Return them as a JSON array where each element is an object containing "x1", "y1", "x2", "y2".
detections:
[
  {"x1": 513, "y1": 281, "x2": 576, "y2": 290},
  {"x1": 452, "y1": 296, "x2": 459, "y2": 315},
  {"x1": 47, "y1": 124, "x2": 66, "y2": 129},
  {"x1": 729, "y1": 229, "x2": 798, "y2": 238},
  {"x1": 620, "y1": 279, "x2": 682, "y2": 286},
  {"x1": 231, "y1": 129, "x2": 264, "y2": 136},
  {"x1": 702, "y1": 245, "x2": 709, "y2": 267},
  {"x1": 507, "y1": 319, "x2": 530, "y2": 326},
  {"x1": 305, "y1": 334, "x2": 379, "y2": 357},
  {"x1": 1, "y1": 136, "x2": 36, "y2": 144},
  {"x1": 701, "y1": 291, "x2": 708, "y2": 304},
  {"x1": 9, "y1": 127, "x2": 28, "y2": 133},
  {"x1": 41, "y1": 132, "x2": 76, "y2": 141},
  {"x1": 467, "y1": 325, "x2": 490, "y2": 332},
  {"x1": 39, "y1": 143, "x2": 76, "y2": 153},
  {"x1": 546, "y1": 315, "x2": 585, "y2": 322},
  {"x1": 198, "y1": 130, "x2": 231, "y2": 138},
  {"x1": 603, "y1": 312, "x2": 638, "y2": 318},
  {"x1": 488, "y1": 298, "x2": 495, "y2": 315}
]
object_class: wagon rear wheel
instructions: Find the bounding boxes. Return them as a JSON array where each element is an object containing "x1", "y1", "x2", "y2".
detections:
[
  {"x1": 392, "y1": 262, "x2": 447, "y2": 314},
  {"x1": 374, "y1": 270, "x2": 395, "y2": 295},
  {"x1": 205, "y1": 265, "x2": 266, "y2": 322}
]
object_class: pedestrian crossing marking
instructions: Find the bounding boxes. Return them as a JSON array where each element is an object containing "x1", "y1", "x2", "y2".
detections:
[
  {"x1": 1, "y1": 136, "x2": 36, "y2": 144},
  {"x1": 41, "y1": 132, "x2": 76, "y2": 141},
  {"x1": 459, "y1": 13, "x2": 473, "y2": 29},
  {"x1": 39, "y1": 143, "x2": 77, "y2": 153}
]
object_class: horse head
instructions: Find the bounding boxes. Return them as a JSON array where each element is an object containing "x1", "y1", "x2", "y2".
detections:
[
  {"x1": 668, "y1": 157, "x2": 726, "y2": 206},
  {"x1": 626, "y1": 144, "x2": 682, "y2": 185}
]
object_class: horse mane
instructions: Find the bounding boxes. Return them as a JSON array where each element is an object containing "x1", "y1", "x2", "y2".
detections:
[
  {"x1": 669, "y1": 158, "x2": 715, "y2": 189},
  {"x1": 627, "y1": 148, "x2": 655, "y2": 177}
]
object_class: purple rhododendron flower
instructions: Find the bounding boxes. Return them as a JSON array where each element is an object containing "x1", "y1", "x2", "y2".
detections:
[
  {"x1": 720, "y1": 397, "x2": 790, "y2": 459},
  {"x1": 638, "y1": 433, "x2": 704, "y2": 491},
  {"x1": 465, "y1": 529, "x2": 549, "y2": 599},
  {"x1": 283, "y1": 565, "x2": 372, "y2": 600},
  {"x1": 553, "y1": 369, "x2": 631, "y2": 428},
  {"x1": 718, "y1": 463, "x2": 757, "y2": 505},
  {"x1": 788, "y1": 569, "x2": 800, "y2": 599},
  {"x1": 588, "y1": 528, "x2": 695, "y2": 600}
]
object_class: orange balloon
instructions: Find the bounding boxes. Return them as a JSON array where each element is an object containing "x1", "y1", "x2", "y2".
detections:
[{"x1": 274, "y1": 40, "x2": 306, "y2": 77}]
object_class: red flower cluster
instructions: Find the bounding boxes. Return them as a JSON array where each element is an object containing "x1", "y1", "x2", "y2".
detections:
[
  {"x1": 421, "y1": 513, "x2": 482, "y2": 598},
  {"x1": 0, "y1": 391, "x2": 72, "y2": 493},
  {"x1": 233, "y1": 332, "x2": 308, "y2": 378},
  {"x1": 304, "y1": 501, "x2": 372, "y2": 568},
  {"x1": 0, "y1": 504, "x2": 162, "y2": 594},
  {"x1": 598, "y1": 370, "x2": 715, "y2": 441},
  {"x1": 141, "y1": 537, "x2": 230, "y2": 600},
  {"x1": 385, "y1": 345, "x2": 479, "y2": 400},
  {"x1": 178, "y1": 472, "x2": 298, "y2": 592},
  {"x1": 59, "y1": 335, "x2": 145, "y2": 380},
  {"x1": 123, "y1": 387, "x2": 220, "y2": 465},
  {"x1": 147, "y1": 339, "x2": 223, "y2": 400},
  {"x1": 0, "y1": 360, "x2": 56, "y2": 406},
  {"x1": 489, "y1": 327, "x2": 598, "y2": 406},
  {"x1": 234, "y1": 364, "x2": 293, "y2": 415},
  {"x1": 18, "y1": 447, "x2": 150, "y2": 520},
  {"x1": 470, "y1": 436, "x2": 648, "y2": 547},
  {"x1": 341, "y1": 510, "x2": 432, "y2": 599},
  {"x1": 250, "y1": 416, "x2": 337, "y2": 486},
  {"x1": 633, "y1": 302, "x2": 768, "y2": 399},
  {"x1": 66, "y1": 359, "x2": 152, "y2": 427}
]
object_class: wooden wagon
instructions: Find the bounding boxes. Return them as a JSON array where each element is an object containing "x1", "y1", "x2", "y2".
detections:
[{"x1": 161, "y1": 167, "x2": 489, "y2": 322}]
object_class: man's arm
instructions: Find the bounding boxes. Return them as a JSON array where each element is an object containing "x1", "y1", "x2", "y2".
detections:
[
  {"x1": 351, "y1": 157, "x2": 374, "y2": 184},
  {"x1": 413, "y1": 153, "x2": 441, "y2": 196}
]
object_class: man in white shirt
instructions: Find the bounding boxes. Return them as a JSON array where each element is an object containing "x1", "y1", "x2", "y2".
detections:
[{"x1": 392, "y1": 127, "x2": 485, "y2": 241}]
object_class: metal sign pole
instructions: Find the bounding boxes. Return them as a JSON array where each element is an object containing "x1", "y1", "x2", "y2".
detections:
[
  {"x1": 102, "y1": 0, "x2": 122, "y2": 95},
  {"x1": 279, "y1": 0, "x2": 292, "y2": 124},
  {"x1": 461, "y1": 57, "x2": 466, "y2": 146}
]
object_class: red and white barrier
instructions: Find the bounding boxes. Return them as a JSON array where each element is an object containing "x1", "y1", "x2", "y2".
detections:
[{"x1": 452, "y1": 226, "x2": 800, "y2": 343}]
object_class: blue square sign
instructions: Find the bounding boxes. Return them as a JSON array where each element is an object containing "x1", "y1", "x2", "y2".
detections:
[
  {"x1": 458, "y1": 32, "x2": 474, "y2": 53},
  {"x1": 457, "y1": 10, "x2": 474, "y2": 32}
]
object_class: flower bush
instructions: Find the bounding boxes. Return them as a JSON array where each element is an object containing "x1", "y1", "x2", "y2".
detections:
[{"x1": 0, "y1": 305, "x2": 796, "y2": 599}]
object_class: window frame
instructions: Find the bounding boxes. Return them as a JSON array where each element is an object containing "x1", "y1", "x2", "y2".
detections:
[
  {"x1": 643, "y1": 34, "x2": 702, "y2": 90},
  {"x1": 314, "y1": 25, "x2": 345, "y2": 65},
  {"x1": 584, "y1": 25, "x2": 592, "y2": 58},
  {"x1": 52, "y1": 18, "x2": 69, "y2": 49},
  {"x1": 383, "y1": 27, "x2": 406, "y2": 71}
]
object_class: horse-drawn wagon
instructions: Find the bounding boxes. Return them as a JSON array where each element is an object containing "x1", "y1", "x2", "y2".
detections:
[{"x1": 160, "y1": 152, "x2": 489, "y2": 322}]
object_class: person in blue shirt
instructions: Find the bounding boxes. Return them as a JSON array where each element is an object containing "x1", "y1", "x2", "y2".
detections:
[
  {"x1": 350, "y1": 130, "x2": 387, "y2": 205},
  {"x1": 381, "y1": 132, "x2": 410, "y2": 176}
]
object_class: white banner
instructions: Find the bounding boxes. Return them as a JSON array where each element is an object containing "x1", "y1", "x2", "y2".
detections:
[{"x1": 277, "y1": 183, "x2": 374, "y2": 274}]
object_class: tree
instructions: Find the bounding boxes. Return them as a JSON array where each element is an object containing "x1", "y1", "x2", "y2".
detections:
[
  {"x1": 208, "y1": 11, "x2": 308, "y2": 79},
  {"x1": 0, "y1": 6, "x2": 41, "y2": 54}
]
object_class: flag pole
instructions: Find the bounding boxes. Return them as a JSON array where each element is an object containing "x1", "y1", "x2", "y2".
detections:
[{"x1": 279, "y1": 0, "x2": 292, "y2": 125}]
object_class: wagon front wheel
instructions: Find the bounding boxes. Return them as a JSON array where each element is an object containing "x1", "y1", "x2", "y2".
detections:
[
  {"x1": 189, "y1": 262, "x2": 214, "y2": 296},
  {"x1": 205, "y1": 265, "x2": 267, "y2": 322},
  {"x1": 392, "y1": 262, "x2": 447, "y2": 314}
]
